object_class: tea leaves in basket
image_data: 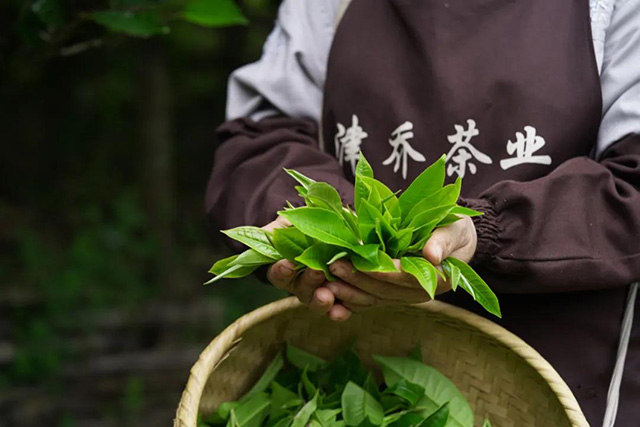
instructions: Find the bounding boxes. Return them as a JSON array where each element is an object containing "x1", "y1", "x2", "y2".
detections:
[
  {"x1": 198, "y1": 345, "x2": 490, "y2": 427},
  {"x1": 208, "y1": 153, "x2": 499, "y2": 318}
]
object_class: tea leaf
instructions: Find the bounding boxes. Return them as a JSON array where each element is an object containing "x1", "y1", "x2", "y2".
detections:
[
  {"x1": 420, "y1": 403, "x2": 449, "y2": 427},
  {"x1": 270, "y1": 381, "x2": 303, "y2": 421},
  {"x1": 388, "y1": 228, "x2": 414, "y2": 258},
  {"x1": 231, "y1": 249, "x2": 277, "y2": 267},
  {"x1": 356, "y1": 153, "x2": 374, "y2": 179},
  {"x1": 205, "y1": 261, "x2": 257, "y2": 284},
  {"x1": 436, "y1": 214, "x2": 463, "y2": 228},
  {"x1": 450, "y1": 206, "x2": 483, "y2": 217},
  {"x1": 352, "y1": 250, "x2": 399, "y2": 273},
  {"x1": 403, "y1": 178, "x2": 461, "y2": 227},
  {"x1": 279, "y1": 207, "x2": 359, "y2": 249},
  {"x1": 295, "y1": 242, "x2": 342, "y2": 280},
  {"x1": 230, "y1": 392, "x2": 271, "y2": 427},
  {"x1": 273, "y1": 227, "x2": 314, "y2": 261},
  {"x1": 341, "y1": 382, "x2": 384, "y2": 427},
  {"x1": 372, "y1": 355, "x2": 474, "y2": 427},
  {"x1": 400, "y1": 257, "x2": 438, "y2": 299},
  {"x1": 291, "y1": 392, "x2": 319, "y2": 427},
  {"x1": 284, "y1": 168, "x2": 316, "y2": 189},
  {"x1": 441, "y1": 260, "x2": 461, "y2": 291},
  {"x1": 306, "y1": 182, "x2": 344, "y2": 214},
  {"x1": 247, "y1": 353, "x2": 284, "y2": 397},
  {"x1": 445, "y1": 258, "x2": 501, "y2": 318},
  {"x1": 398, "y1": 155, "x2": 446, "y2": 216},
  {"x1": 327, "y1": 251, "x2": 349, "y2": 265},
  {"x1": 222, "y1": 227, "x2": 282, "y2": 259},
  {"x1": 384, "y1": 379, "x2": 425, "y2": 406},
  {"x1": 286, "y1": 344, "x2": 327, "y2": 373},
  {"x1": 313, "y1": 409, "x2": 342, "y2": 426}
]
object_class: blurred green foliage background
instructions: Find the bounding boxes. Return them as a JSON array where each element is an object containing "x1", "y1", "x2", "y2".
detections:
[{"x1": 0, "y1": 1, "x2": 287, "y2": 425}]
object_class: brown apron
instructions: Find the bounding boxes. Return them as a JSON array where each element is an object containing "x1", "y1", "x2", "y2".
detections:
[{"x1": 320, "y1": 0, "x2": 630, "y2": 425}]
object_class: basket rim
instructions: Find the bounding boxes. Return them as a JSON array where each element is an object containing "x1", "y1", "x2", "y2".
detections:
[{"x1": 174, "y1": 297, "x2": 589, "y2": 427}]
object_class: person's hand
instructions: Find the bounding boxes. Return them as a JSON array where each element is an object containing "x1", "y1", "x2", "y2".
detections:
[
  {"x1": 263, "y1": 216, "x2": 377, "y2": 321},
  {"x1": 328, "y1": 216, "x2": 477, "y2": 310}
]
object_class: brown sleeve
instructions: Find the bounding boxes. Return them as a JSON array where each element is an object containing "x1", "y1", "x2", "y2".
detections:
[
  {"x1": 205, "y1": 116, "x2": 354, "y2": 232},
  {"x1": 461, "y1": 134, "x2": 640, "y2": 294}
]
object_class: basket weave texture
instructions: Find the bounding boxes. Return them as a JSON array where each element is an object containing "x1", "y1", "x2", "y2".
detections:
[{"x1": 175, "y1": 297, "x2": 589, "y2": 427}]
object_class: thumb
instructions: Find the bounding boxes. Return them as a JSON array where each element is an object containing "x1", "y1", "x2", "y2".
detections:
[{"x1": 422, "y1": 227, "x2": 455, "y2": 265}]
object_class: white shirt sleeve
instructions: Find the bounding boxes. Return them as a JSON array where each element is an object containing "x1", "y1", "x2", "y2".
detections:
[
  {"x1": 225, "y1": 0, "x2": 341, "y2": 122},
  {"x1": 596, "y1": 0, "x2": 640, "y2": 156}
]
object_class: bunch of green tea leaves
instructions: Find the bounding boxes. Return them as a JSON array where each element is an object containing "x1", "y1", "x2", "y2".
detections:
[
  {"x1": 198, "y1": 344, "x2": 493, "y2": 427},
  {"x1": 208, "y1": 154, "x2": 500, "y2": 318}
]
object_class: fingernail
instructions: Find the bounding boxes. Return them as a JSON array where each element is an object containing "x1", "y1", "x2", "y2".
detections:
[
  {"x1": 434, "y1": 247, "x2": 443, "y2": 262},
  {"x1": 310, "y1": 269, "x2": 324, "y2": 280},
  {"x1": 280, "y1": 265, "x2": 295, "y2": 277},
  {"x1": 329, "y1": 264, "x2": 344, "y2": 276}
]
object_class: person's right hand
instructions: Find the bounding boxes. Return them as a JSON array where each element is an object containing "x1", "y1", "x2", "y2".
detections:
[{"x1": 263, "y1": 216, "x2": 377, "y2": 321}]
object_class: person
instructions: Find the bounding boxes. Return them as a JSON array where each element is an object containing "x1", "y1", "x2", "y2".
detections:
[{"x1": 206, "y1": 0, "x2": 640, "y2": 425}]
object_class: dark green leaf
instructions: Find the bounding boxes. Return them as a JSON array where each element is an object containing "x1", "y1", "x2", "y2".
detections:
[
  {"x1": 418, "y1": 403, "x2": 449, "y2": 427},
  {"x1": 398, "y1": 155, "x2": 446, "y2": 216},
  {"x1": 409, "y1": 344, "x2": 423, "y2": 362},
  {"x1": 384, "y1": 379, "x2": 425, "y2": 406},
  {"x1": 273, "y1": 227, "x2": 314, "y2": 261},
  {"x1": 182, "y1": 0, "x2": 248, "y2": 28},
  {"x1": 445, "y1": 258, "x2": 501, "y2": 318},
  {"x1": 222, "y1": 226, "x2": 281, "y2": 259},
  {"x1": 92, "y1": 11, "x2": 169, "y2": 37},
  {"x1": 270, "y1": 382, "x2": 303, "y2": 421},
  {"x1": 279, "y1": 207, "x2": 360, "y2": 249},
  {"x1": 388, "y1": 228, "x2": 414, "y2": 258},
  {"x1": 372, "y1": 356, "x2": 473, "y2": 427},
  {"x1": 318, "y1": 347, "x2": 368, "y2": 393},
  {"x1": 313, "y1": 409, "x2": 342, "y2": 426},
  {"x1": 363, "y1": 373, "x2": 381, "y2": 400},
  {"x1": 400, "y1": 257, "x2": 438, "y2": 298},
  {"x1": 301, "y1": 368, "x2": 318, "y2": 400},
  {"x1": 341, "y1": 382, "x2": 384, "y2": 427},
  {"x1": 286, "y1": 344, "x2": 326, "y2": 373},
  {"x1": 204, "y1": 401, "x2": 239, "y2": 424}
]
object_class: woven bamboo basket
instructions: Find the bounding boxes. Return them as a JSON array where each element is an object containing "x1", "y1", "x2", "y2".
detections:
[{"x1": 175, "y1": 297, "x2": 589, "y2": 427}]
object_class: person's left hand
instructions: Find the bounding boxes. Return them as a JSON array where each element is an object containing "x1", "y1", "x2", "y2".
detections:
[{"x1": 327, "y1": 216, "x2": 477, "y2": 310}]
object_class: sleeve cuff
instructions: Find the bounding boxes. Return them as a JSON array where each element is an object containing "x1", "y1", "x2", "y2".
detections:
[{"x1": 459, "y1": 197, "x2": 500, "y2": 265}]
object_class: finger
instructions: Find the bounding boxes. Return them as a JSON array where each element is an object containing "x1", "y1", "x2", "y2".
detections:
[
  {"x1": 293, "y1": 268, "x2": 326, "y2": 304},
  {"x1": 262, "y1": 216, "x2": 292, "y2": 232},
  {"x1": 329, "y1": 260, "x2": 429, "y2": 303},
  {"x1": 360, "y1": 259, "x2": 419, "y2": 288},
  {"x1": 328, "y1": 304, "x2": 352, "y2": 322},
  {"x1": 343, "y1": 301, "x2": 379, "y2": 313},
  {"x1": 309, "y1": 287, "x2": 334, "y2": 314},
  {"x1": 422, "y1": 219, "x2": 471, "y2": 265},
  {"x1": 266, "y1": 259, "x2": 297, "y2": 292},
  {"x1": 324, "y1": 281, "x2": 377, "y2": 306}
]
